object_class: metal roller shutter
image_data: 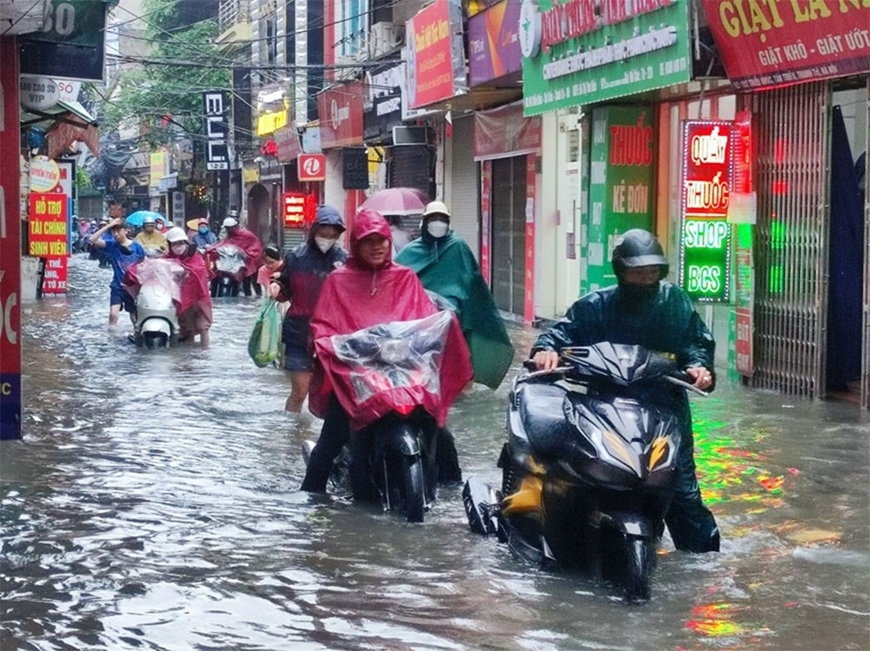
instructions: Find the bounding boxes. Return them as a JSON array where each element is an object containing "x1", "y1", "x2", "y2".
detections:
[{"x1": 450, "y1": 116, "x2": 480, "y2": 258}]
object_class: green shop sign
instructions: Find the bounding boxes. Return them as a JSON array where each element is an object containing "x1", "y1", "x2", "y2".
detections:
[
  {"x1": 582, "y1": 105, "x2": 655, "y2": 294},
  {"x1": 520, "y1": 0, "x2": 691, "y2": 116},
  {"x1": 678, "y1": 120, "x2": 734, "y2": 303}
]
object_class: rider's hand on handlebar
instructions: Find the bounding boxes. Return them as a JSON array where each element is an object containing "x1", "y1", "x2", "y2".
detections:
[
  {"x1": 686, "y1": 366, "x2": 714, "y2": 391},
  {"x1": 532, "y1": 350, "x2": 560, "y2": 371}
]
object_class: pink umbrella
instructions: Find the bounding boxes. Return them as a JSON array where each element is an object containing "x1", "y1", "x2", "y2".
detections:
[{"x1": 359, "y1": 187, "x2": 429, "y2": 216}]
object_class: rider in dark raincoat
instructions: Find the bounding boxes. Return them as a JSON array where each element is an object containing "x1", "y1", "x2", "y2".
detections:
[
  {"x1": 395, "y1": 200, "x2": 514, "y2": 389},
  {"x1": 530, "y1": 229, "x2": 719, "y2": 553}
]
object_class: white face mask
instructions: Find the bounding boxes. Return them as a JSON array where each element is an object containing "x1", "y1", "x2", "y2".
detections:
[
  {"x1": 171, "y1": 243, "x2": 188, "y2": 255},
  {"x1": 427, "y1": 220, "x2": 449, "y2": 239},
  {"x1": 314, "y1": 236, "x2": 337, "y2": 253}
]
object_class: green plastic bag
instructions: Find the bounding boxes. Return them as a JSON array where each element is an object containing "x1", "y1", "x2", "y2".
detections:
[{"x1": 248, "y1": 298, "x2": 282, "y2": 368}]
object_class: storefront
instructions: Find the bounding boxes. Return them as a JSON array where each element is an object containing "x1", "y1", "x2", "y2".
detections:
[
  {"x1": 317, "y1": 81, "x2": 366, "y2": 223},
  {"x1": 475, "y1": 103, "x2": 541, "y2": 320},
  {"x1": 705, "y1": 2, "x2": 870, "y2": 406}
]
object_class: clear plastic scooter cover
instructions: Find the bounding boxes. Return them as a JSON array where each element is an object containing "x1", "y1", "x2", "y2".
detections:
[
  {"x1": 133, "y1": 257, "x2": 187, "y2": 303},
  {"x1": 330, "y1": 310, "x2": 452, "y2": 404},
  {"x1": 214, "y1": 245, "x2": 247, "y2": 275}
]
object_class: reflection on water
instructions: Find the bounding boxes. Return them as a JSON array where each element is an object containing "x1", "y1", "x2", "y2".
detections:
[{"x1": 1, "y1": 255, "x2": 869, "y2": 650}]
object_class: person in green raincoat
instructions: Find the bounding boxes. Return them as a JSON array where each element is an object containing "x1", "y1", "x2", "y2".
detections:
[{"x1": 395, "y1": 201, "x2": 515, "y2": 389}]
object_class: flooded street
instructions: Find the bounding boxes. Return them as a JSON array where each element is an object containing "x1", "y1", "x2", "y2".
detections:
[{"x1": 2, "y1": 255, "x2": 869, "y2": 650}]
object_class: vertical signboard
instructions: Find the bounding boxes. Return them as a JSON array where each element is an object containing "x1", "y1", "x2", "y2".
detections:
[
  {"x1": 1, "y1": 38, "x2": 22, "y2": 439},
  {"x1": 524, "y1": 156, "x2": 536, "y2": 322},
  {"x1": 583, "y1": 106, "x2": 655, "y2": 293},
  {"x1": 678, "y1": 120, "x2": 733, "y2": 303},
  {"x1": 730, "y1": 111, "x2": 754, "y2": 375},
  {"x1": 203, "y1": 91, "x2": 229, "y2": 171},
  {"x1": 480, "y1": 161, "x2": 492, "y2": 283}
]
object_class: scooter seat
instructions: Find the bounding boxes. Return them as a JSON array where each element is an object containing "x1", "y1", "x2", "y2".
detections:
[{"x1": 515, "y1": 382, "x2": 574, "y2": 456}]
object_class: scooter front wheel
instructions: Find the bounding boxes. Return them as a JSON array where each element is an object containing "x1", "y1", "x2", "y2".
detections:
[
  {"x1": 622, "y1": 536, "x2": 655, "y2": 603},
  {"x1": 402, "y1": 455, "x2": 426, "y2": 523}
]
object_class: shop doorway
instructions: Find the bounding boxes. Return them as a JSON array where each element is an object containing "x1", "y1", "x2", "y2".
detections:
[
  {"x1": 246, "y1": 183, "x2": 270, "y2": 245},
  {"x1": 490, "y1": 155, "x2": 527, "y2": 314}
]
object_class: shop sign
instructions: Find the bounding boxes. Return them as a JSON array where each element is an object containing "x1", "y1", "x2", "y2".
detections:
[
  {"x1": 317, "y1": 82, "x2": 364, "y2": 148},
  {"x1": 474, "y1": 103, "x2": 541, "y2": 161},
  {"x1": 405, "y1": 0, "x2": 468, "y2": 109},
  {"x1": 468, "y1": 0, "x2": 522, "y2": 87},
  {"x1": 149, "y1": 151, "x2": 166, "y2": 190},
  {"x1": 19, "y1": 76, "x2": 60, "y2": 111},
  {"x1": 583, "y1": 106, "x2": 655, "y2": 294},
  {"x1": 257, "y1": 109, "x2": 287, "y2": 137},
  {"x1": 704, "y1": 1, "x2": 870, "y2": 91},
  {"x1": 274, "y1": 124, "x2": 302, "y2": 163},
  {"x1": 282, "y1": 192, "x2": 315, "y2": 227},
  {"x1": 28, "y1": 193, "x2": 68, "y2": 258},
  {"x1": 298, "y1": 153, "x2": 326, "y2": 182},
  {"x1": 41, "y1": 257, "x2": 68, "y2": 294},
  {"x1": 678, "y1": 120, "x2": 734, "y2": 303},
  {"x1": 521, "y1": 0, "x2": 690, "y2": 116},
  {"x1": 243, "y1": 165, "x2": 260, "y2": 184},
  {"x1": 203, "y1": 91, "x2": 229, "y2": 171},
  {"x1": 19, "y1": 0, "x2": 110, "y2": 81},
  {"x1": 29, "y1": 156, "x2": 60, "y2": 193},
  {"x1": 363, "y1": 66, "x2": 404, "y2": 141}
]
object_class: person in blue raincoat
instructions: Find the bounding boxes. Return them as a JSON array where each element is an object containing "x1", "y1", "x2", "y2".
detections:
[
  {"x1": 269, "y1": 205, "x2": 349, "y2": 412},
  {"x1": 530, "y1": 229, "x2": 720, "y2": 553}
]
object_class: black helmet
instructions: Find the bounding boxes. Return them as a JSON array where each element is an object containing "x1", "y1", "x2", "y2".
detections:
[{"x1": 611, "y1": 229, "x2": 668, "y2": 279}]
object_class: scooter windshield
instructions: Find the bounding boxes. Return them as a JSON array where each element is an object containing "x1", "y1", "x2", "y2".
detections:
[
  {"x1": 329, "y1": 310, "x2": 452, "y2": 405},
  {"x1": 129, "y1": 257, "x2": 187, "y2": 303},
  {"x1": 214, "y1": 245, "x2": 247, "y2": 277}
]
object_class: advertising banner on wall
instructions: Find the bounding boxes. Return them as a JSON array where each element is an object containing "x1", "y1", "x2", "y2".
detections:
[
  {"x1": 28, "y1": 192, "x2": 70, "y2": 295},
  {"x1": 203, "y1": 91, "x2": 229, "y2": 171},
  {"x1": 582, "y1": 106, "x2": 655, "y2": 294},
  {"x1": 474, "y1": 103, "x2": 541, "y2": 161},
  {"x1": 468, "y1": 0, "x2": 522, "y2": 87},
  {"x1": 704, "y1": 2, "x2": 870, "y2": 90},
  {"x1": 19, "y1": 0, "x2": 110, "y2": 81},
  {"x1": 678, "y1": 120, "x2": 734, "y2": 303},
  {"x1": 317, "y1": 82, "x2": 364, "y2": 148},
  {"x1": 274, "y1": 124, "x2": 302, "y2": 163},
  {"x1": 405, "y1": 0, "x2": 468, "y2": 109},
  {"x1": 520, "y1": 0, "x2": 691, "y2": 116}
]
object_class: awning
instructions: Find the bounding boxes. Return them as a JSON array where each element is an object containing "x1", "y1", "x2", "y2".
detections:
[{"x1": 21, "y1": 99, "x2": 100, "y2": 158}]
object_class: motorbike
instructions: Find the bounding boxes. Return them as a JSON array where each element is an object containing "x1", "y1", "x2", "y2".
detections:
[
  {"x1": 208, "y1": 244, "x2": 247, "y2": 297},
  {"x1": 129, "y1": 257, "x2": 186, "y2": 349},
  {"x1": 462, "y1": 342, "x2": 707, "y2": 602},
  {"x1": 303, "y1": 311, "x2": 458, "y2": 523}
]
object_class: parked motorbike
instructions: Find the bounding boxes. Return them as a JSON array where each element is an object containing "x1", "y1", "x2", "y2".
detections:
[
  {"x1": 462, "y1": 342, "x2": 707, "y2": 602},
  {"x1": 304, "y1": 311, "x2": 459, "y2": 523},
  {"x1": 130, "y1": 258, "x2": 186, "y2": 349},
  {"x1": 208, "y1": 244, "x2": 247, "y2": 297}
]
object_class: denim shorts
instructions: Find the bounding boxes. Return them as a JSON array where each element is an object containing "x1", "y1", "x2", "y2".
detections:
[{"x1": 284, "y1": 341, "x2": 313, "y2": 372}]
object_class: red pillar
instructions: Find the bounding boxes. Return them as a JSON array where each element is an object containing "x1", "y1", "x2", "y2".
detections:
[{"x1": 0, "y1": 37, "x2": 22, "y2": 439}]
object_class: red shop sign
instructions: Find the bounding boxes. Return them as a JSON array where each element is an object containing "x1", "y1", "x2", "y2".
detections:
[
  {"x1": 317, "y1": 82, "x2": 364, "y2": 148},
  {"x1": 298, "y1": 154, "x2": 326, "y2": 182},
  {"x1": 704, "y1": 2, "x2": 870, "y2": 90}
]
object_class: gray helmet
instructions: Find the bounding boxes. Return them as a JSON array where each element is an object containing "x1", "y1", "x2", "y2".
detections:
[{"x1": 611, "y1": 229, "x2": 668, "y2": 279}]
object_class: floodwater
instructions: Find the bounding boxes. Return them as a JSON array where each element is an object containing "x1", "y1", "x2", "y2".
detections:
[{"x1": 2, "y1": 255, "x2": 869, "y2": 650}]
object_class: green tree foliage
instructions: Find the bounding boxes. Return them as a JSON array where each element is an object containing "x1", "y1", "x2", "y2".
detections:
[{"x1": 99, "y1": 0, "x2": 230, "y2": 147}]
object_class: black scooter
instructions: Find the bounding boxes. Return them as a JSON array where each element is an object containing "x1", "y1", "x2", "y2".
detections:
[
  {"x1": 209, "y1": 244, "x2": 246, "y2": 297},
  {"x1": 303, "y1": 312, "x2": 456, "y2": 522},
  {"x1": 463, "y1": 342, "x2": 706, "y2": 602}
]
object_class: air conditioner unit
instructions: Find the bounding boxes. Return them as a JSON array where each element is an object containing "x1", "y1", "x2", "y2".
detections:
[
  {"x1": 370, "y1": 22, "x2": 403, "y2": 58},
  {"x1": 392, "y1": 126, "x2": 428, "y2": 146}
]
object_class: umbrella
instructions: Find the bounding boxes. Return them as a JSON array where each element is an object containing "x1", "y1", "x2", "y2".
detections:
[
  {"x1": 125, "y1": 210, "x2": 165, "y2": 228},
  {"x1": 359, "y1": 187, "x2": 429, "y2": 216}
]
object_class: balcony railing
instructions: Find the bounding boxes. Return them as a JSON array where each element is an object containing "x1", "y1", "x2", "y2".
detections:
[{"x1": 218, "y1": 0, "x2": 251, "y2": 33}]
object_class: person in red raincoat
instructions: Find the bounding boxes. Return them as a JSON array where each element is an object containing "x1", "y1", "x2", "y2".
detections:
[
  {"x1": 301, "y1": 209, "x2": 473, "y2": 493},
  {"x1": 164, "y1": 227, "x2": 213, "y2": 346},
  {"x1": 209, "y1": 212, "x2": 264, "y2": 296}
]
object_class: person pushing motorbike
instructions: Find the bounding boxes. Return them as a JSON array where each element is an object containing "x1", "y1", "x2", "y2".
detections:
[
  {"x1": 269, "y1": 205, "x2": 348, "y2": 412},
  {"x1": 300, "y1": 209, "x2": 473, "y2": 493},
  {"x1": 210, "y1": 212, "x2": 264, "y2": 296},
  {"x1": 530, "y1": 228, "x2": 719, "y2": 553}
]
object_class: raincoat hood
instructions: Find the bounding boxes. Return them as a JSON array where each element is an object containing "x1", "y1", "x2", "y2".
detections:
[
  {"x1": 307, "y1": 205, "x2": 346, "y2": 245},
  {"x1": 348, "y1": 209, "x2": 393, "y2": 270}
]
